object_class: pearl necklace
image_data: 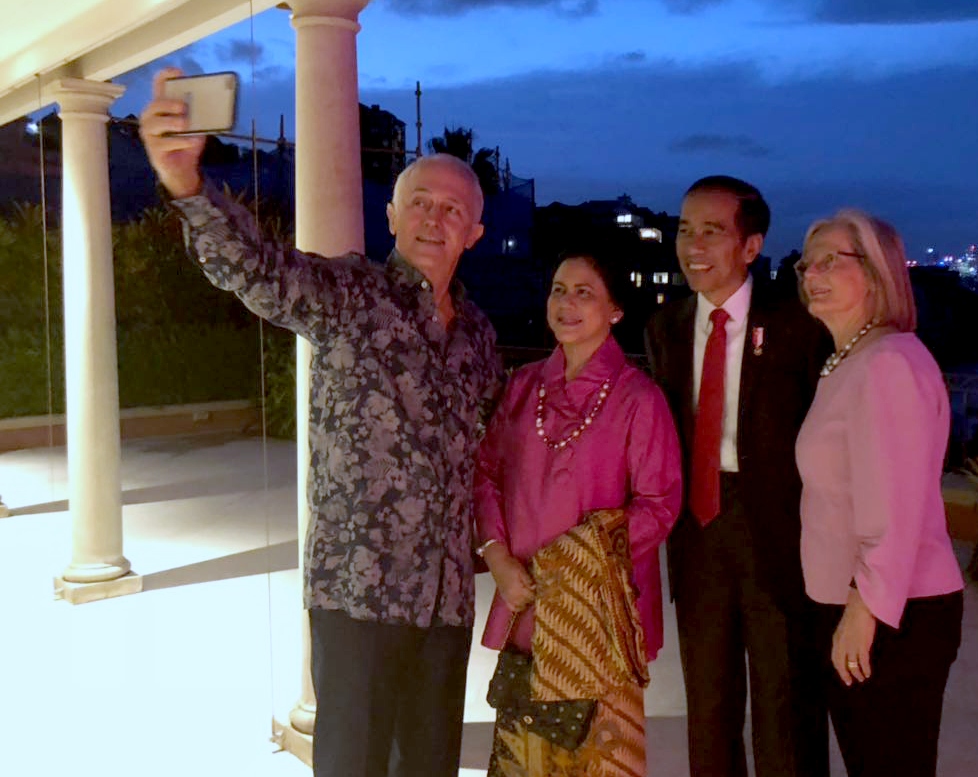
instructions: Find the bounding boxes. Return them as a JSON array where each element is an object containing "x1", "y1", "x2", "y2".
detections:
[
  {"x1": 821, "y1": 321, "x2": 877, "y2": 377},
  {"x1": 535, "y1": 378, "x2": 612, "y2": 450}
]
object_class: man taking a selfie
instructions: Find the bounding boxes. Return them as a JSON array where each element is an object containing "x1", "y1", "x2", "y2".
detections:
[{"x1": 140, "y1": 67, "x2": 502, "y2": 777}]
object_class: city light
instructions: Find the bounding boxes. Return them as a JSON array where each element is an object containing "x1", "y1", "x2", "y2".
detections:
[{"x1": 928, "y1": 242, "x2": 978, "y2": 284}]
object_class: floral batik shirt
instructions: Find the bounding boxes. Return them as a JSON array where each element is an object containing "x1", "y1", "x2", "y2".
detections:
[{"x1": 172, "y1": 182, "x2": 503, "y2": 628}]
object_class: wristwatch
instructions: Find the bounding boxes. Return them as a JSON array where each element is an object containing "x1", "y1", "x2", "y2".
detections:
[{"x1": 475, "y1": 538, "x2": 500, "y2": 558}]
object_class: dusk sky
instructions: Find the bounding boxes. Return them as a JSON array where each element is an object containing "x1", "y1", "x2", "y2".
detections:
[{"x1": 112, "y1": 0, "x2": 978, "y2": 263}]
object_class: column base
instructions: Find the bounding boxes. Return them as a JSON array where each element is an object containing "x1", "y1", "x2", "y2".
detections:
[
  {"x1": 54, "y1": 571, "x2": 142, "y2": 604},
  {"x1": 289, "y1": 700, "x2": 316, "y2": 735},
  {"x1": 272, "y1": 716, "x2": 313, "y2": 767},
  {"x1": 61, "y1": 557, "x2": 132, "y2": 583}
]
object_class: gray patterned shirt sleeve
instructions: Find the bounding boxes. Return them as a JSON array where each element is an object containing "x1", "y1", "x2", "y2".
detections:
[{"x1": 171, "y1": 181, "x2": 503, "y2": 627}]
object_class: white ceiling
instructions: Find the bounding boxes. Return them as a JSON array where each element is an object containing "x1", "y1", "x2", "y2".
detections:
[{"x1": 0, "y1": 0, "x2": 280, "y2": 126}]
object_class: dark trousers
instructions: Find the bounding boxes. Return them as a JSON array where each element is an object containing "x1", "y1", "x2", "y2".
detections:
[
  {"x1": 674, "y1": 476, "x2": 827, "y2": 777},
  {"x1": 309, "y1": 609, "x2": 473, "y2": 777},
  {"x1": 814, "y1": 590, "x2": 963, "y2": 777}
]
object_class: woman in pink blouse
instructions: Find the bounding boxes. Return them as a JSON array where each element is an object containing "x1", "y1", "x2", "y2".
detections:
[
  {"x1": 795, "y1": 210, "x2": 964, "y2": 777},
  {"x1": 474, "y1": 250, "x2": 682, "y2": 775}
]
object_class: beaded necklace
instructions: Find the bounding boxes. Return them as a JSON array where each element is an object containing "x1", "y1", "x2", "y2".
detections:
[
  {"x1": 535, "y1": 378, "x2": 612, "y2": 450},
  {"x1": 820, "y1": 320, "x2": 877, "y2": 377}
]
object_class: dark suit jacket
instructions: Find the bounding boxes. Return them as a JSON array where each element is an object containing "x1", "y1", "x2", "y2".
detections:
[{"x1": 645, "y1": 281, "x2": 832, "y2": 612}]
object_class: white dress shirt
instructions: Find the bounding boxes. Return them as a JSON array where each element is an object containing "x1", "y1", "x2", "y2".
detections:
[{"x1": 692, "y1": 276, "x2": 752, "y2": 472}]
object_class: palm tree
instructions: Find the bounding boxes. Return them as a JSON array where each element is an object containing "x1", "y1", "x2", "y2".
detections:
[
  {"x1": 427, "y1": 126, "x2": 474, "y2": 160},
  {"x1": 472, "y1": 146, "x2": 500, "y2": 196},
  {"x1": 426, "y1": 126, "x2": 500, "y2": 196}
]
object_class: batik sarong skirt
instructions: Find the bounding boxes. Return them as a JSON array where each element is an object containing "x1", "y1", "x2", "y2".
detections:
[{"x1": 487, "y1": 679, "x2": 646, "y2": 777}]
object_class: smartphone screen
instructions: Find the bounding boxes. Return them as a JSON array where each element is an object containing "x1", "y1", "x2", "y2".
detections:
[{"x1": 162, "y1": 72, "x2": 239, "y2": 135}]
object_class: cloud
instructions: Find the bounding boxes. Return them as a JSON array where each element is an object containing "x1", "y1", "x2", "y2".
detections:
[
  {"x1": 383, "y1": 0, "x2": 598, "y2": 18},
  {"x1": 810, "y1": 0, "x2": 978, "y2": 24},
  {"x1": 669, "y1": 133, "x2": 771, "y2": 158},
  {"x1": 660, "y1": 0, "x2": 726, "y2": 13},
  {"x1": 661, "y1": 0, "x2": 978, "y2": 24},
  {"x1": 217, "y1": 39, "x2": 266, "y2": 65},
  {"x1": 361, "y1": 57, "x2": 978, "y2": 259},
  {"x1": 618, "y1": 51, "x2": 647, "y2": 64}
]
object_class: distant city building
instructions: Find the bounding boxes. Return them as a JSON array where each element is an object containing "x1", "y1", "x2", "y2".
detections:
[
  {"x1": 533, "y1": 194, "x2": 682, "y2": 354},
  {"x1": 359, "y1": 103, "x2": 406, "y2": 186}
]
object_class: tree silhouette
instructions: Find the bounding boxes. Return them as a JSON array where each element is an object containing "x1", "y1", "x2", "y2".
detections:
[
  {"x1": 427, "y1": 126, "x2": 500, "y2": 196},
  {"x1": 472, "y1": 146, "x2": 500, "y2": 195},
  {"x1": 427, "y1": 126, "x2": 474, "y2": 160},
  {"x1": 774, "y1": 249, "x2": 803, "y2": 297}
]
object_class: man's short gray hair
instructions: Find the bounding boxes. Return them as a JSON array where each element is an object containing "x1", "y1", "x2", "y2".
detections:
[{"x1": 392, "y1": 154, "x2": 484, "y2": 223}]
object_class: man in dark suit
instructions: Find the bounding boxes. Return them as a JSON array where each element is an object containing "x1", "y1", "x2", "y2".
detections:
[{"x1": 645, "y1": 176, "x2": 830, "y2": 777}]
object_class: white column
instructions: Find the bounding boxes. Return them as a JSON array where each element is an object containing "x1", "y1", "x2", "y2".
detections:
[
  {"x1": 51, "y1": 78, "x2": 139, "y2": 604},
  {"x1": 275, "y1": 0, "x2": 369, "y2": 761}
]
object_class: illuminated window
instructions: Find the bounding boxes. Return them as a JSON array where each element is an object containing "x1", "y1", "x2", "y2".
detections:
[
  {"x1": 640, "y1": 227, "x2": 662, "y2": 242},
  {"x1": 652, "y1": 272, "x2": 669, "y2": 284},
  {"x1": 656, "y1": 293, "x2": 666, "y2": 304},
  {"x1": 616, "y1": 213, "x2": 634, "y2": 226},
  {"x1": 630, "y1": 271, "x2": 643, "y2": 288}
]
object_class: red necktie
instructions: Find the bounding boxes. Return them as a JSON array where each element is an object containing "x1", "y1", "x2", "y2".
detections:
[{"x1": 690, "y1": 307, "x2": 730, "y2": 526}]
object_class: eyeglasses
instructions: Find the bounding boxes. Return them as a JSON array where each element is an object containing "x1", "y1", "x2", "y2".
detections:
[{"x1": 794, "y1": 250, "x2": 863, "y2": 279}]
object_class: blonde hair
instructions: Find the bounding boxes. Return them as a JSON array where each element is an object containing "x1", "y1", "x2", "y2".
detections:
[
  {"x1": 391, "y1": 153, "x2": 484, "y2": 223},
  {"x1": 800, "y1": 209, "x2": 916, "y2": 332}
]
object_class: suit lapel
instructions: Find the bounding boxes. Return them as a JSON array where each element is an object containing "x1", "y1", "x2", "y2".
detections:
[
  {"x1": 675, "y1": 298, "x2": 697, "y2": 451},
  {"x1": 737, "y1": 284, "x2": 768, "y2": 457}
]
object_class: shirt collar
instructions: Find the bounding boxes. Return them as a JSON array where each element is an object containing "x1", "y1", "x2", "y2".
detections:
[
  {"x1": 695, "y1": 274, "x2": 752, "y2": 332},
  {"x1": 386, "y1": 248, "x2": 468, "y2": 307},
  {"x1": 541, "y1": 334, "x2": 626, "y2": 389}
]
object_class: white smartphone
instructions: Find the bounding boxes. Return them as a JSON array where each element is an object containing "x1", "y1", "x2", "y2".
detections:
[{"x1": 162, "y1": 72, "x2": 239, "y2": 135}]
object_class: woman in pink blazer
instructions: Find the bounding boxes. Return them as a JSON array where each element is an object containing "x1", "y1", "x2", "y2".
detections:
[{"x1": 795, "y1": 209, "x2": 964, "y2": 777}]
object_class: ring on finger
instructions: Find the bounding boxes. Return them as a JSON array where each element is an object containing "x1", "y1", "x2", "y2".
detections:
[{"x1": 846, "y1": 660, "x2": 859, "y2": 669}]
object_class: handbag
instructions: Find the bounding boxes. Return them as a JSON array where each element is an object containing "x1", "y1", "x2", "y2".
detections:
[{"x1": 487, "y1": 647, "x2": 597, "y2": 750}]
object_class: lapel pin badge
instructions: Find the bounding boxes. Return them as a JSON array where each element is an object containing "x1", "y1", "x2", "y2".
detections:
[{"x1": 752, "y1": 326, "x2": 765, "y2": 356}]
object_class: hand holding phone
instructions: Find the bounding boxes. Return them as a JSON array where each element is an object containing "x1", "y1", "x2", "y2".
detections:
[
  {"x1": 161, "y1": 72, "x2": 239, "y2": 136},
  {"x1": 139, "y1": 68, "x2": 224, "y2": 198}
]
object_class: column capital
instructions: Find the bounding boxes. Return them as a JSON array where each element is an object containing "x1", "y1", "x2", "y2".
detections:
[
  {"x1": 51, "y1": 78, "x2": 125, "y2": 117},
  {"x1": 288, "y1": 0, "x2": 369, "y2": 28}
]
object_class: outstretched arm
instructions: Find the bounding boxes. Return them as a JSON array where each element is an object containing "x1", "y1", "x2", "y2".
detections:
[{"x1": 139, "y1": 69, "x2": 366, "y2": 344}]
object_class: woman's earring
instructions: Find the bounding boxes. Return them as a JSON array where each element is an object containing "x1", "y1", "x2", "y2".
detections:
[{"x1": 611, "y1": 314, "x2": 621, "y2": 324}]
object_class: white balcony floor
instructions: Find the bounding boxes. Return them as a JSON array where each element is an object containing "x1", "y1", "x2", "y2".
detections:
[{"x1": 1, "y1": 433, "x2": 975, "y2": 776}]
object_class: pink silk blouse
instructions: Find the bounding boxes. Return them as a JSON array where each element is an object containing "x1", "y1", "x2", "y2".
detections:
[
  {"x1": 796, "y1": 332, "x2": 964, "y2": 628},
  {"x1": 474, "y1": 336, "x2": 683, "y2": 660}
]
